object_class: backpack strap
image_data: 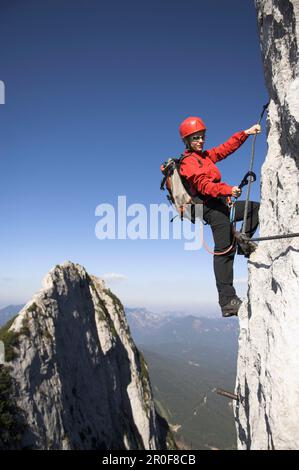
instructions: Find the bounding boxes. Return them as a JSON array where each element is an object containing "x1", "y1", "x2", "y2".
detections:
[
  {"x1": 160, "y1": 153, "x2": 206, "y2": 205},
  {"x1": 176, "y1": 154, "x2": 205, "y2": 204},
  {"x1": 160, "y1": 157, "x2": 182, "y2": 191}
]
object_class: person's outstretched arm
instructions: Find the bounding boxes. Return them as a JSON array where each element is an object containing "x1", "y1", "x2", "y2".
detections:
[{"x1": 206, "y1": 124, "x2": 261, "y2": 163}]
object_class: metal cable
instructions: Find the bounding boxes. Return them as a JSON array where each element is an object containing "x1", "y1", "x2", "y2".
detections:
[{"x1": 241, "y1": 102, "x2": 269, "y2": 234}]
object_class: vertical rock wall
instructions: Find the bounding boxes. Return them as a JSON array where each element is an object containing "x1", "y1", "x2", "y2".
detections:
[{"x1": 235, "y1": 0, "x2": 299, "y2": 450}]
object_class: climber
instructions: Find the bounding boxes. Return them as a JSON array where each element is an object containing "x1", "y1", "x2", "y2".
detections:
[{"x1": 179, "y1": 117, "x2": 260, "y2": 317}]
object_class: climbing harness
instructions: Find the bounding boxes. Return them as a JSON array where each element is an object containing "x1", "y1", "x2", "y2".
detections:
[{"x1": 203, "y1": 171, "x2": 258, "y2": 256}]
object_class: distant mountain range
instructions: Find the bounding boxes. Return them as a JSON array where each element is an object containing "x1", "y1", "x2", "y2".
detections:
[
  {"x1": 1, "y1": 304, "x2": 211, "y2": 330},
  {"x1": 0, "y1": 305, "x2": 24, "y2": 326},
  {"x1": 125, "y1": 307, "x2": 238, "y2": 345},
  {"x1": 125, "y1": 307, "x2": 188, "y2": 334},
  {"x1": 125, "y1": 307, "x2": 239, "y2": 450}
]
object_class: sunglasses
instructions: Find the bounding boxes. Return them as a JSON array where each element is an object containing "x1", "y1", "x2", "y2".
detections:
[{"x1": 190, "y1": 134, "x2": 206, "y2": 142}]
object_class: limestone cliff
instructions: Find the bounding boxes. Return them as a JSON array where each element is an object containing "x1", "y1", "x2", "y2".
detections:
[
  {"x1": 0, "y1": 262, "x2": 172, "y2": 450},
  {"x1": 235, "y1": 0, "x2": 299, "y2": 449}
]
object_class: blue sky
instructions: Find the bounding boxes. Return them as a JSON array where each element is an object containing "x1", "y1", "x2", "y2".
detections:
[{"x1": 0, "y1": 0, "x2": 268, "y2": 314}]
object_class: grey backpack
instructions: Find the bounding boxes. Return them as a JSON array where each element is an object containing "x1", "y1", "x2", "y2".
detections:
[{"x1": 160, "y1": 156, "x2": 204, "y2": 223}]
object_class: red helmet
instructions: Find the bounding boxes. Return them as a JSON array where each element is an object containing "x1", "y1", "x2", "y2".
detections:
[{"x1": 179, "y1": 116, "x2": 206, "y2": 139}]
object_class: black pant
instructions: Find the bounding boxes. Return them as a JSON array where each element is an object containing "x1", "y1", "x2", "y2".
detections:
[{"x1": 203, "y1": 198, "x2": 260, "y2": 307}]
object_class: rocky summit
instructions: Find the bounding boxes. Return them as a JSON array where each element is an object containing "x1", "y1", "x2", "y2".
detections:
[{"x1": 0, "y1": 262, "x2": 172, "y2": 450}]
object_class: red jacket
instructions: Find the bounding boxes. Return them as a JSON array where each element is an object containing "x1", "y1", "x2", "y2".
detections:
[{"x1": 180, "y1": 130, "x2": 249, "y2": 200}]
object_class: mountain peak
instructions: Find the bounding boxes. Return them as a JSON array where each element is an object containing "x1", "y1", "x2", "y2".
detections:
[{"x1": 0, "y1": 262, "x2": 171, "y2": 450}]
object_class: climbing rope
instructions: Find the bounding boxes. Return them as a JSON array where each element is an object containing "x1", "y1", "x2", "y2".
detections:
[
  {"x1": 241, "y1": 102, "x2": 269, "y2": 235},
  {"x1": 202, "y1": 233, "x2": 236, "y2": 256}
]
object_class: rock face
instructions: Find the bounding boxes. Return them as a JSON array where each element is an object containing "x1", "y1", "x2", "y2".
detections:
[
  {"x1": 235, "y1": 0, "x2": 299, "y2": 449},
  {"x1": 0, "y1": 262, "x2": 171, "y2": 450}
]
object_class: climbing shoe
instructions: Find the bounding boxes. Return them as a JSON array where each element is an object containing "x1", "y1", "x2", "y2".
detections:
[
  {"x1": 234, "y1": 231, "x2": 258, "y2": 258},
  {"x1": 221, "y1": 296, "x2": 242, "y2": 317}
]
